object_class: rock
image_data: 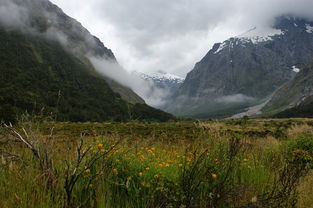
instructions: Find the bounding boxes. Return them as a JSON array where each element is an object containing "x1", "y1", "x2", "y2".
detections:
[{"x1": 167, "y1": 16, "x2": 313, "y2": 118}]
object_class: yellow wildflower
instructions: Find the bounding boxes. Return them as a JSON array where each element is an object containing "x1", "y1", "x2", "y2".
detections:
[
  {"x1": 211, "y1": 173, "x2": 217, "y2": 179},
  {"x1": 178, "y1": 164, "x2": 183, "y2": 168},
  {"x1": 138, "y1": 172, "x2": 143, "y2": 177},
  {"x1": 113, "y1": 168, "x2": 118, "y2": 176},
  {"x1": 154, "y1": 174, "x2": 159, "y2": 179},
  {"x1": 97, "y1": 143, "x2": 103, "y2": 148},
  {"x1": 85, "y1": 169, "x2": 91, "y2": 173},
  {"x1": 145, "y1": 167, "x2": 150, "y2": 170}
]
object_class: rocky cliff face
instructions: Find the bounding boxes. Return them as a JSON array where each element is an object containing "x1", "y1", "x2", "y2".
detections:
[
  {"x1": 167, "y1": 16, "x2": 313, "y2": 118},
  {"x1": 262, "y1": 59, "x2": 313, "y2": 115}
]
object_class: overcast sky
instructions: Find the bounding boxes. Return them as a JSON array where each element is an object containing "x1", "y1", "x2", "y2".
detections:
[{"x1": 50, "y1": 0, "x2": 313, "y2": 77}]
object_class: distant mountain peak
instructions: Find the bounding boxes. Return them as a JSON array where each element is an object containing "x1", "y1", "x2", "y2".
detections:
[
  {"x1": 213, "y1": 27, "x2": 285, "y2": 55},
  {"x1": 212, "y1": 16, "x2": 313, "y2": 56},
  {"x1": 134, "y1": 71, "x2": 184, "y2": 110},
  {"x1": 137, "y1": 71, "x2": 184, "y2": 84}
]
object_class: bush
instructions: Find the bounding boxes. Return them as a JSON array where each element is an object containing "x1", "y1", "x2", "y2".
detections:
[
  {"x1": 286, "y1": 136, "x2": 313, "y2": 166},
  {"x1": 0, "y1": 104, "x2": 17, "y2": 124}
]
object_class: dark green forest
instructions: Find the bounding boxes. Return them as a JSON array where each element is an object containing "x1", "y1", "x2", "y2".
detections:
[{"x1": 0, "y1": 28, "x2": 174, "y2": 123}]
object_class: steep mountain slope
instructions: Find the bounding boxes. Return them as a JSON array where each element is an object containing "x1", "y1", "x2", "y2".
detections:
[
  {"x1": 4, "y1": 0, "x2": 144, "y2": 105},
  {"x1": 0, "y1": 0, "x2": 174, "y2": 122},
  {"x1": 274, "y1": 96, "x2": 313, "y2": 118},
  {"x1": 262, "y1": 59, "x2": 313, "y2": 117},
  {"x1": 167, "y1": 16, "x2": 313, "y2": 118}
]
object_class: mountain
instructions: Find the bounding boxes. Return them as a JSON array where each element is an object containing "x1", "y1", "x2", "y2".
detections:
[
  {"x1": 4, "y1": 0, "x2": 144, "y2": 105},
  {"x1": 0, "y1": 0, "x2": 175, "y2": 123},
  {"x1": 136, "y1": 71, "x2": 184, "y2": 95},
  {"x1": 167, "y1": 16, "x2": 313, "y2": 118},
  {"x1": 262, "y1": 59, "x2": 313, "y2": 118}
]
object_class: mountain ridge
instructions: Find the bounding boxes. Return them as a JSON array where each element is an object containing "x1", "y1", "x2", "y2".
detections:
[
  {"x1": 166, "y1": 16, "x2": 313, "y2": 118},
  {"x1": 0, "y1": 0, "x2": 175, "y2": 122},
  {"x1": 5, "y1": 0, "x2": 145, "y2": 105}
]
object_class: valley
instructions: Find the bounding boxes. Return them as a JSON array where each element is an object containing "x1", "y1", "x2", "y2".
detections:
[
  {"x1": 1, "y1": 119, "x2": 313, "y2": 207},
  {"x1": 1, "y1": 0, "x2": 313, "y2": 208}
]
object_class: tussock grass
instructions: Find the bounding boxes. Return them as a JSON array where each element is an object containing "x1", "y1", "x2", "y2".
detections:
[
  {"x1": 297, "y1": 171, "x2": 313, "y2": 208},
  {"x1": 287, "y1": 123, "x2": 313, "y2": 138},
  {"x1": 0, "y1": 119, "x2": 313, "y2": 207}
]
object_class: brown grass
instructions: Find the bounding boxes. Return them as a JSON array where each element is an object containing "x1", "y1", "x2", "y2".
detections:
[
  {"x1": 287, "y1": 124, "x2": 313, "y2": 138},
  {"x1": 242, "y1": 135, "x2": 281, "y2": 152},
  {"x1": 297, "y1": 171, "x2": 313, "y2": 208}
]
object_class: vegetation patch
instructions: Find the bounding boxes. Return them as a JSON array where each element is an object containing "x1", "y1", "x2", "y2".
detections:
[{"x1": 0, "y1": 118, "x2": 313, "y2": 207}]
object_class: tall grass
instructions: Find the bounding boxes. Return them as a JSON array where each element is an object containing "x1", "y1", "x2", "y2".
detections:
[{"x1": 0, "y1": 119, "x2": 313, "y2": 207}]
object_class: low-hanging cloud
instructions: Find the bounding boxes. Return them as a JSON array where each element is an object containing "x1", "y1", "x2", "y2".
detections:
[
  {"x1": 89, "y1": 57, "x2": 170, "y2": 107},
  {"x1": 0, "y1": 0, "x2": 69, "y2": 46},
  {"x1": 51, "y1": 0, "x2": 313, "y2": 76},
  {"x1": 3, "y1": 0, "x2": 313, "y2": 108},
  {"x1": 0, "y1": 0, "x2": 29, "y2": 28},
  {"x1": 215, "y1": 94, "x2": 255, "y2": 104},
  {"x1": 0, "y1": 0, "x2": 170, "y2": 108}
]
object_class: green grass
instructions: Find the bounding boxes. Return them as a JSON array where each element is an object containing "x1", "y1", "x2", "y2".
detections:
[{"x1": 1, "y1": 119, "x2": 313, "y2": 207}]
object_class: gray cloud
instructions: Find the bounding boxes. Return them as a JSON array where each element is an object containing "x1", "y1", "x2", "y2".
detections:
[
  {"x1": 51, "y1": 0, "x2": 313, "y2": 77},
  {"x1": 3, "y1": 0, "x2": 313, "y2": 108},
  {"x1": 0, "y1": 0, "x2": 73, "y2": 53},
  {"x1": 215, "y1": 94, "x2": 255, "y2": 104},
  {"x1": 0, "y1": 0, "x2": 170, "y2": 108},
  {"x1": 0, "y1": 0, "x2": 29, "y2": 28},
  {"x1": 89, "y1": 57, "x2": 170, "y2": 107}
]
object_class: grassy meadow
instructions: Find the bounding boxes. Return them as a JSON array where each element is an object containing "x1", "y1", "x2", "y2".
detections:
[{"x1": 1, "y1": 118, "x2": 313, "y2": 208}]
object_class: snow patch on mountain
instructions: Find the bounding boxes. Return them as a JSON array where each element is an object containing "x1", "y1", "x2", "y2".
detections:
[
  {"x1": 138, "y1": 71, "x2": 184, "y2": 84},
  {"x1": 214, "y1": 42, "x2": 227, "y2": 54},
  {"x1": 212, "y1": 26, "x2": 286, "y2": 55},
  {"x1": 306, "y1": 24, "x2": 313, "y2": 33},
  {"x1": 236, "y1": 27, "x2": 285, "y2": 44},
  {"x1": 292, "y1": 66, "x2": 300, "y2": 73},
  {"x1": 135, "y1": 71, "x2": 185, "y2": 84}
]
